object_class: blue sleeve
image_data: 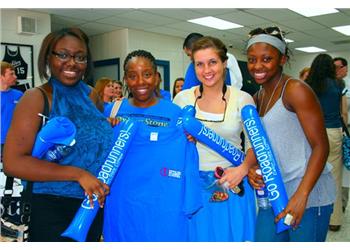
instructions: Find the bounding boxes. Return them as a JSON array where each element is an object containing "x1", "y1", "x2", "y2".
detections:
[{"x1": 183, "y1": 63, "x2": 200, "y2": 90}]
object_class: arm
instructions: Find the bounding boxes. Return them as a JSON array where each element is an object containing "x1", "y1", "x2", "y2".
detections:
[
  {"x1": 341, "y1": 94, "x2": 348, "y2": 125},
  {"x1": 3, "y1": 88, "x2": 109, "y2": 206},
  {"x1": 218, "y1": 148, "x2": 257, "y2": 188},
  {"x1": 274, "y1": 79, "x2": 329, "y2": 227}
]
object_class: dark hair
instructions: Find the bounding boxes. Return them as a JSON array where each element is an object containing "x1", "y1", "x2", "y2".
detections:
[
  {"x1": 123, "y1": 49, "x2": 157, "y2": 73},
  {"x1": 183, "y1": 33, "x2": 204, "y2": 50},
  {"x1": 172, "y1": 77, "x2": 184, "y2": 98},
  {"x1": 113, "y1": 80, "x2": 123, "y2": 87},
  {"x1": 247, "y1": 26, "x2": 291, "y2": 61},
  {"x1": 333, "y1": 57, "x2": 348, "y2": 67},
  {"x1": 305, "y1": 53, "x2": 336, "y2": 94},
  {"x1": 38, "y1": 27, "x2": 93, "y2": 81}
]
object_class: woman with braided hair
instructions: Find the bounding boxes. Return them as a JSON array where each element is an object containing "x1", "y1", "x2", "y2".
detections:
[
  {"x1": 246, "y1": 26, "x2": 335, "y2": 242},
  {"x1": 173, "y1": 36, "x2": 257, "y2": 241},
  {"x1": 103, "y1": 49, "x2": 202, "y2": 241}
]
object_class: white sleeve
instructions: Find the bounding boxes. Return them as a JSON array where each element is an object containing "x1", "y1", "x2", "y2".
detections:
[
  {"x1": 227, "y1": 53, "x2": 243, "y2": 90},
  {"x1": 173, "y1": 89, "x2": 190, "y2": 108}
]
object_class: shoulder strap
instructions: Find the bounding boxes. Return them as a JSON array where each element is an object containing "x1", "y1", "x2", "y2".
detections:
[
  {"x1": 256, "y1": 89, "x2": 262, "y2": 112},
  {"x1": 37, "y1": 87, "x2": 50, "y2": 120},
  {"x1": 280, "y1": 78, "x2": 293, "y2": 98},
  {"x1": 110, "y1": 100, "x2": 123, "y2": 118}
]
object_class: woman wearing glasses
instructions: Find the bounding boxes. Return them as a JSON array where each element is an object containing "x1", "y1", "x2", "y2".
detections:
[
  {"x1": 173, "y1": 36, "x2": 257, "y2": 242},
  {"x1": 246, "y1": 27, "x2": 335, "y2": 241},
  {"x1": 3, "y1": 28, "x2": 114, "y2": 241}
]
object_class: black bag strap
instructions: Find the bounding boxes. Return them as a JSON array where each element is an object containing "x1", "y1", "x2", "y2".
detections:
[{"x1": 3, "y1": 87, "x2": 50, "y2": 216}]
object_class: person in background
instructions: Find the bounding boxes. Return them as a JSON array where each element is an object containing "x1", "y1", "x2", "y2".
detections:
[
  {"x1": 333, "y1": 57, "x2": 349, "y2": 214},
  {"x1": 182, "y1": 32, "x2": 243, "y2": 90},
  {"x1": 305, "y1": 53, "x2": 343, "y2": 233},
  {"x1": 172, "y1": 77, "x2": 184, "y2": 99},
  {"x1": 247, "y1": 27, "x2": 335, "y2": 242},
  {"x1": 155, "y1": 72, "x2": 171, "y2": 100},
  {"x1": 103, "y1": 49, "x2": 201, "y2": 241},
  {"x1": 94, "y1": 77, "x2": 115, "y2": 110},
  {"x1": 299, "y1": 67, "x2": 310, "y2": 81},
  {"x1": 3, "y1": 27, "x2": 114, "y2": 242},
  {"x1": 0, "y1": 61, "x2": 22, "y2": 161},
  {"x1": 112, "y1": 80, "x2": 123, "y2": 101},
  {"x1": 174, "y1": 36, "x2": 257, "y2": 242}
]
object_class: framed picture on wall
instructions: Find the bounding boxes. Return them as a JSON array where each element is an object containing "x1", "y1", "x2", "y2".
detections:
[{"x1": 1, "y1": 42, "x2": 34, "y2": 91}]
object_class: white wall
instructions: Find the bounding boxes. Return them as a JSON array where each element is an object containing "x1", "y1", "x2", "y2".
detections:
[
  {"x1": 90, "y1": 28, "x2": 188, "y2": 94},
  {"x1": 0, "y1": 9, "x2": 51, "y2": 87},
  {"x1": 90, "y1": 28, "x2": 129, "y2": 63},
  {"x1": 128, "y1": 29, "x2": 188, "y2": 92}
]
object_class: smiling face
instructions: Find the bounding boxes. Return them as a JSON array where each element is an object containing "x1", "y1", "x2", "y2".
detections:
[
  {"x1": 124, "y1": 56, "x2": 158, "y2": 108},
  {"x1": 193, "y1": 48, "x2": 226, "y2": 88},
  {"x1": 247, "y1": 42, "x2": 286, "y2": 85},
  {"x1": 49, "y1": 35, "x2": 87, "y2": 86}
]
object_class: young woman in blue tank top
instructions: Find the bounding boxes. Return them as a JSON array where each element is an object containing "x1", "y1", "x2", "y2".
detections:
[
  {"x1": 3, "y1": 28, "x2": 114, "y2": 242},
  {"x1": 246, "y1": 26, "x2": 336, "y2": 242}
]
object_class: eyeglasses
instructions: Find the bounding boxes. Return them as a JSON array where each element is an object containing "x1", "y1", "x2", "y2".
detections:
[
  {"x1": 52, "y1": 51, "x2": 87, "y2": 64},
  {"x1": 249, "y1": 26, "x2": 286, "y2": 41},
  {"x1": 194, "y1": 96, "x2": 227, "y2": 123}
]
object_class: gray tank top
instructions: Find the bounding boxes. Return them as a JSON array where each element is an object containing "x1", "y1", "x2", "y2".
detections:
[{"x1": 260, "y1": 79, "x2": 335, "y2": 207}]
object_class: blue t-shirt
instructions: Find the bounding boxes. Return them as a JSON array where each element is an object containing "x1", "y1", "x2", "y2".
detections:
[
  {"x1": 317, "y1": 78, "x2": 343, "y2": 128},
  {"x1": 103, "y1": 122, "x2": 202, "y2": 241},
  {"x1": 183, "y1": 62, "x2": 231, "y2": 90},
  {"x1": 1, "y1": 88, "x2": 23, "y2": 144},
  {"x1": 33, "y1": 78, "x2": 114, "y2": 198}
]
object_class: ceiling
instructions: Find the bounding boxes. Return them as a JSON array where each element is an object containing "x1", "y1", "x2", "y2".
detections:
[{"x1": 29, "y1": 8, "x2": 350, "y2": 54}]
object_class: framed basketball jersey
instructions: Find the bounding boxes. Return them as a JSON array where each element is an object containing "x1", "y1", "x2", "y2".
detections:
[{"x1": 1, "y1": 42, "x2": 34, "y2": 90}]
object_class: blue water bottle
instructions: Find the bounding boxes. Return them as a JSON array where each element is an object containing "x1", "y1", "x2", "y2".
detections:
[
  {"x1": 255, "y1": 169, "x2": 271, "y2": 209},
  {"x1": 44, "y1": 144, "x2": 73, "y2": 162}
]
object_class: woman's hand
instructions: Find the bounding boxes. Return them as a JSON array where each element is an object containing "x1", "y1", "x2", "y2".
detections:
[
  {"x1": 185, "y1": 132, "x2": 197, "y2": 143},
  {"x1": 274, "y1": 191, "x2": 308, "y2": 229},
  {"x1": 247, "y1": 165, "x2": 264, "y2": 190},
  {"x1": 107, "y1": 117, "x2": 121, "y2": 127},
  {"x1": 218, "y1": 163, "x2": 249, "y2": 189},
  {"x1": 77, "y1": 170, "x2": 110, "y2": 208}
]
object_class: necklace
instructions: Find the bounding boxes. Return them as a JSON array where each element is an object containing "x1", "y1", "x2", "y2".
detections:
[{"x1": 260, "y1": 74, "x2": 283, "y2": 116}]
